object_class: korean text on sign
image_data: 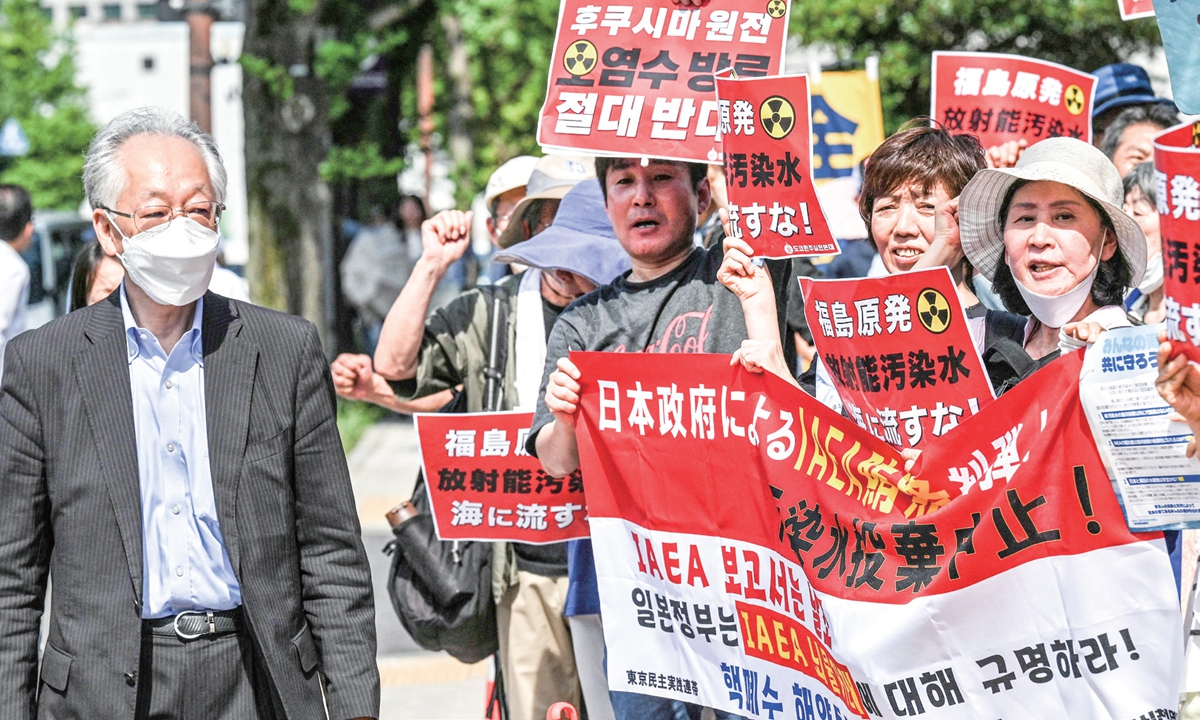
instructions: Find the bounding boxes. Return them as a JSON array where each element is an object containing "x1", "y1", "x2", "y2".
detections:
[
  {"x1": 538, "y1": 0, "x2": 790, "y2": 163},
  {"x1": 573, "y1": 350, "x2": 1182, "y2": 719},
  {"x1": 415, "y1": 411, "x2": 589, "y2": 544},
  {"x1": 799, "y1": 268, "x2": 995, "y2": 448},
  {"x1": 930, "y1": 51, "x2": 1097, "y2": 148},
  {"x1": 1157, "y1": 121, "x2": 1200, "y2": 362},
  {"x1": 716, "y1": 72, "x2": 841, "y2": 258}
]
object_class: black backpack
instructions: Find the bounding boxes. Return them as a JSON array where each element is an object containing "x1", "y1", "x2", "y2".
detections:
[{"x1": 383, "y1": 286, "x2": 510, "y2": 665}]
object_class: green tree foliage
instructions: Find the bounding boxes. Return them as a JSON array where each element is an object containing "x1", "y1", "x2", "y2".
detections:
[
  {"x1": 441, "y1": 0, "x2": 560, "y2": 199},
  {"x1": 0, "y1": 0, "x2": 94, "y2": 209},
  {"x1": 791, "y1": 0, "x2": 1163, "y2": 134}
]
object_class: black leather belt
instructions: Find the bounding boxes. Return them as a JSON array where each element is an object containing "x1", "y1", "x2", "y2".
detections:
[{"x1": 143, "y1": 608, "x2": 244, "y2": 640}]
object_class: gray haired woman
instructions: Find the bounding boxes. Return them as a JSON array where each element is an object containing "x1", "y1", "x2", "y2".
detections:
[{"x1": 1122, "y1": 160, "x2": 1164, "y2": 324}]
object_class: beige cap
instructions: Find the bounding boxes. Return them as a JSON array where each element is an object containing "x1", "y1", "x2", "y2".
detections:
[
  {"x1": 484, "y1": 155, "x2": 539, "y2": 208},
  {"x1": 959, "y1": 137, "x2": 1146, "y2": 287},
  {"x1": 496, "y1": 155, "x2": 596, "y2": 248}
]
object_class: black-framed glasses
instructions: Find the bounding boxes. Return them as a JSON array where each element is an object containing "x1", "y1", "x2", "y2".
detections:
[{"x1": 101, "y1": 201, "x2": 225, "y2": 234}]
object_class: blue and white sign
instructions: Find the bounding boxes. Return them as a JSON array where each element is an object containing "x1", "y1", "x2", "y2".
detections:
[
  {"x1": 0, "y1": 117, "x2": 30, "y2": 157},
  {"x1": 1080, "y1": 323, "x2": 1200, "y2": 531}
]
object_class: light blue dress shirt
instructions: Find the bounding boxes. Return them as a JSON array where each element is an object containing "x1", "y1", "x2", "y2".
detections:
[{"x1": 121, "y1": 284, "x2": 241, "y2": 619}]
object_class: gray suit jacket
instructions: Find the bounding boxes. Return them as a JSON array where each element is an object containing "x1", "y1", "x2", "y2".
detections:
[{"x1": 0, "y1": 292, "x2": 379, "y2": 720}]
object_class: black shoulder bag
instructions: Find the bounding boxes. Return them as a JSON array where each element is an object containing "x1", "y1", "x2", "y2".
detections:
[{"x1": 383, "y1": 286, "x2": 510, "y2": 666}]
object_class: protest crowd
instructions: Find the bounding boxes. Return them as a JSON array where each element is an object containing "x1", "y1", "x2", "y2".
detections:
[{"x1": 3, "y1": 0, "x2": 1200, "y2": 718}]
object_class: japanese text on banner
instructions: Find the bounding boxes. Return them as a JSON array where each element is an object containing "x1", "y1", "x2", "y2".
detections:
[
  {"x1": 930, "y1": 51, "x2": 1096, "y2": 148},
  {"x1": 1079, "y1": 324, "x2": 1200, "y2": 531},
  {"x1": 1157, "y1": 121, "x2": 1200, "y2": 362},
  {"x1": 538, "y1": 0, "x2": 790, "y2": 162},
  {"x1": 799, "y1": 268, "x2": 994, "y2": 447},
  {"x1": 572, "y1": 351, "x2": 1181, "y2": 718},
  {"x1": 716, "y1": 73, "x2": 841, "y2": 258},
  {"x1": 415, "y1": 411, "x2": 589, "y2": 544}
]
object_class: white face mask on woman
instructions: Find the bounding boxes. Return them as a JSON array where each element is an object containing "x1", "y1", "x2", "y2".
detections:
[
  {"x1": 1013, "y1": 258, "x2": 1100, "y2": 329},
  {"x1": 109, "y1": 215, "x2": 220, "y2": 307}
]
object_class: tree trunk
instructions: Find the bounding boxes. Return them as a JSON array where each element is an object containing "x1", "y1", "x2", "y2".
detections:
[
  {"x1": 242, "y1": 0, "x2": 334, "y2": 354},
  {"x1": 441, "y1": 12, "x2": 473, "y2": 175}
]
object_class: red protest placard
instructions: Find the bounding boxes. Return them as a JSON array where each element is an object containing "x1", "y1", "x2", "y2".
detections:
[
  {"x1": 571, "y1": 350, "x2": 1181, "y2": 716},
  {"x1": 414, "y1": 411, "x2": 589, "y2": 544},
  {"x1": 715, "y1": 73, "x2": 840, "y2": 258},
  {"x1": 1119, "y1": 0, "x2": 1155, "y2": 20},
  {"x1": 1158, "y1": 121, "x2": 1200, "y2": 362},
  {"x1": 537, "y1": 0, "x2": 790, "y2": 163},
  {"x1": 798, "y1": 268, "x2": 994, "y2": 447},
  {"x1": 931, "y1": 51, "x2": 1096, "y2": 148}
]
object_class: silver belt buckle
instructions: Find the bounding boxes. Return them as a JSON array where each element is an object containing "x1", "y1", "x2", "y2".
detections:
[{"x1": 172, "y1": 610, "x2": 213, "y2": 640}]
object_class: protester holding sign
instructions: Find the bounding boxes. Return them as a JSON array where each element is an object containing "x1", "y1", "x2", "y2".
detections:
[
  {"x1": 373, "y1": 179, "x2": 628, "y2": 720},
  {"x1": 957, "y1": 137, "x2": 1147, "y2": 393},
  {"x1": 529, "y1": 155, "x2": 792, "y2": 719}
]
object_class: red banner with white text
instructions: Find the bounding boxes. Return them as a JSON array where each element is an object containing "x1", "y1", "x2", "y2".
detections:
[
  {"x1": 1158, "y1": 121, "x2": 1200, "y2": 363},
  {"x1": 415, "y1": 411, "x2": 589, "y2": 543},
  {"x1": 573, "y1": 351, "x2": 1182, "y2": 718},
  {"x1": 931, "y1": 52, "x2": 1096, "y2": 148},
  {"x1": 537, "y1": 0, "x2": 790, "y2": 162},
  {"x1": 799, "y1": 268, "x2": 995, "y2": 447},
  {"x1": 715, "y1": 73, "x2": 840, "y2": 258}
]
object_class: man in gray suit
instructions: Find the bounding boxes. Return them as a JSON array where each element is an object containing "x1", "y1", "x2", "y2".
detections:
[{"x1": 0, "y1": 107, "x2": 379, "y2": 719}]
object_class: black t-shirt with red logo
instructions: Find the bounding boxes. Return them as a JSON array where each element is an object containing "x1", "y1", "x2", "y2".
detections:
[{"x1": 526, "y1": 244, "x2": 790, "y2": 455}]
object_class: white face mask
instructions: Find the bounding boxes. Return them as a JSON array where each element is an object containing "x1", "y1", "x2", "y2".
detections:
[
  {"x1": 1136, "y1": 253, "x2": 1164, "y2": 296},
  {"x1": 1013, "y1": 259, "x2": 1100, "y2": 329},
  {"x1": 110, "y1": 215, "x2": 220, "y2": 307}
]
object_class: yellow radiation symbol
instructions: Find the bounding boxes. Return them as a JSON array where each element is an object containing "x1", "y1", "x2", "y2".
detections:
[
  {"x1": 916, "y1": 288, "x2": 952, "y2": 334},
  {"x1": 1191, "y1": 121, "x2": 1200, "y2": 148},
  {"x1": 1064, "y1": 84, "x2": 1086, "y2": 116},
  {"x1": 563, "y1": 40, "x2": 597, "y2": 77},
  {"x1": 766, "y1": 0, "x2": 787, "y2": 19},
  {"x1": 759, "y1": 96, "x2": 795, "y2": 139}
]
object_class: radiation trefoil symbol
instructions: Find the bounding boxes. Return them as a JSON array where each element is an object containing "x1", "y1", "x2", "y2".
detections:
[
  {"x1": 760, "y1": 96, "x2": 795, "y2": 139},
  {"x1": 564, "y1": 40, "x2": 597, "y2": 77},
  {"x1": 1191, "y1": 121, "x2": 1200, "y2": 149},
  {"x1": 917, "y1": 288, "x2": 952, "y2": 334},
  {"x1": 766, "y1": 0, "x2": 787, "y2": 19},
  {"x1": 1064, "y1": 84, "x2": 1086, "y2": 116}
]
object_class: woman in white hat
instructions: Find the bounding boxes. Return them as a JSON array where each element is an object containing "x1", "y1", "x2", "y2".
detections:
[{"x1": 957, "y1": 137, "x2": 1147, "y2": 393}]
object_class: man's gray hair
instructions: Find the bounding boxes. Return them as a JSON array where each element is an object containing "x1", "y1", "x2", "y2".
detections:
[
  {"x1": 1100, "y1": 104, "x2": 1179, "y2": 160},
  {"x1": 82, "y1": 106, "x2": 227, "y2": 209}
]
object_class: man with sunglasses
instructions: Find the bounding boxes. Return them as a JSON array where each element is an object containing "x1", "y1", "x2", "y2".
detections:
[{"x1": 0, "y1": 107, "x2": 378, "y2": 720}]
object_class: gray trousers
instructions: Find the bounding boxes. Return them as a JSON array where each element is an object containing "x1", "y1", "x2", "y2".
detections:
[{"x1": 134, "y1": 628, "x2": 286, "y2": 720}]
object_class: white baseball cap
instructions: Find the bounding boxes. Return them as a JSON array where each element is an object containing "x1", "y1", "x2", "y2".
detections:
[{"x1": 484, "y1": 155, "x2": 540, "y2": 208}]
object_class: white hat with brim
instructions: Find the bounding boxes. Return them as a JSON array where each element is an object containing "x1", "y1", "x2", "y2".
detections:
[
  {"x1": 496, "y1": 155, "x2": 596, "y2": 248},
  {"x1": 959, "y1": 137, "x2": 1146, "y2": 288}
]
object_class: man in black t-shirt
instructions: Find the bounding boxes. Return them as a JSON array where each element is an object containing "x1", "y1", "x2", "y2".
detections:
[{"x1": 526, "y1": 156, "x2": 790, "y2": 720}]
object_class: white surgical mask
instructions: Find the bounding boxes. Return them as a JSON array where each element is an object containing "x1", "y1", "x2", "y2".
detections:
[
  {"x1": 1014, "y1": 259, "x2": 1100, "y2": 329},
  {"x1": 1136, "y1": 252, "x2": 1164, "y2": 296},
  {"x1": 110, "y1": 215, "x2": 220, "y2": 307}
]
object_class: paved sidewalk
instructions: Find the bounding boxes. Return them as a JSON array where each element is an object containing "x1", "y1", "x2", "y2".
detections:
[{"x1": 348, "y1": 417, "x2": 491, "y2": 720}]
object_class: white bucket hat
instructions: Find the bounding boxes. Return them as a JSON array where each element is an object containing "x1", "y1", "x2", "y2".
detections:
[{"x1": 959, "y1": 137, "x2": 1146, "y2": 288}]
